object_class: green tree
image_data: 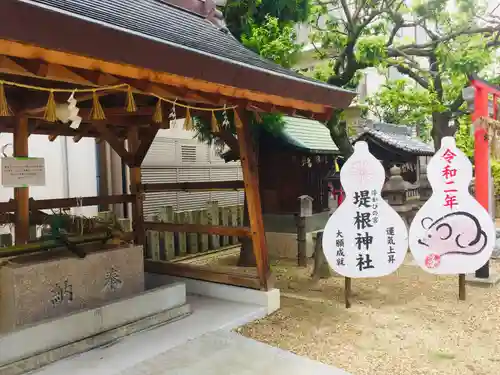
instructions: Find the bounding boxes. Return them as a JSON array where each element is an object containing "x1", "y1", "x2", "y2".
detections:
[
  {"x1": 307, "y1": 0, "x2": 500, "y2": 154},
  {"x1": 242, "y1": 15, "x2": 303, "y2": 68},
  {"x1": 223, "y1": 0, "x2": 310, "y2": 40},
  {"x1": 366, "y1": 79, "x2": 434, "y2": 141}
]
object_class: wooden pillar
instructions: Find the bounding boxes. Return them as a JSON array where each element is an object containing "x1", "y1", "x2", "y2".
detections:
[
  {"x1": 127, "y1": 126, "x2": 145, "y2": 246},
  {"x1": 96, "y1": 140, "x2": 109, "y2": 212},
  {"x1": 234, "y1": 109, "x2": 269, "y2": 289},
  {"x1": 14, "y1": 117, "x2": 29, "y2": 245}
]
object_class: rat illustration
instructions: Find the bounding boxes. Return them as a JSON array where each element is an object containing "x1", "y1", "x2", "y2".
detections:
[{"x1": 417, "y1": 211, "x2": 487, "y2": 257}]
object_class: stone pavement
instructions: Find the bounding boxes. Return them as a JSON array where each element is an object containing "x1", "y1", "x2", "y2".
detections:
[
  {"x1": 118, "y1": 330, "x2": 350, "y2": 375},
  {"x1": 29, "y1": 295, "x2": 350, "y2": 375}
]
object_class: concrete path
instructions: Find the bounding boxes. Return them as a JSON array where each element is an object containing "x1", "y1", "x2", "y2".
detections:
[
  {"x1": 118, "y1": 330, "x2": 350, "y2": 375},
  {"x1": 29, "y1": 295, "x2": 349, "y2": 375}
]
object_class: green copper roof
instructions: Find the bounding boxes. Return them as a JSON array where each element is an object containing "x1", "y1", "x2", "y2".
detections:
[{"x1": 280, "y1": 116, "x2": 339, "y2": 154}]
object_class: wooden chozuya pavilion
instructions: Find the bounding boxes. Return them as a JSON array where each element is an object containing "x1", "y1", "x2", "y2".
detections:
[{"x1": 0, "y1": 0, "x2": 354, "y2": 312}]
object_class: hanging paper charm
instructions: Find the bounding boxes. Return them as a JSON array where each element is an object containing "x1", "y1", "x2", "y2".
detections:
[
  {"x1": 222, "y1": 105, "x2": 230, "y2": 128},
  {"x1": 67, "y1": 92, "x2": 82, "y2": 129},
  {"x1": 169, "y1": 100, "x2": 177, "y2": 123}
]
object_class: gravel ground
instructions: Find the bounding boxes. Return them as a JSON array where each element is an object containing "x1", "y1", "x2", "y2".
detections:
[{"x1": 236, "y1": 255, "x2": 500, "y2": 375}]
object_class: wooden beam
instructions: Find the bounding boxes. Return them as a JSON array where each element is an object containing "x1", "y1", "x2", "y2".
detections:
[
  {"x1": 93, "y1": 121, "x2": 134, "y2": 166},
  {"x1": 0, "y1": 194, "x2": 134, "y2": 213},
  {"x1": 140, "y1": 181, "x2": 245, "y2": 192},
  {"x1": 13, "y1": 116, "x2": 29, "y2": 245},
  {"x1": 0, "y1": 39, "x2": 328, "y2": 114},
  {"x1": 22, "y1": 90, "x2": 120, "y2": 115},
  {"x1": 0, "y1": 201, "x2": 16, "y2": 213},
  {"x1": 1, "y1": 56, "x2": 97, "y2": 86},
  {"x1": 143, "y1": 222, "x2": 251, "y2": 237},
  {"x1": 30, "y1": 195, "x2": 134, "y2": 210},
  {"x1": 144, "y1": 260, "x2": 262, "y2": 290},
  {"x1": 234, "y1": 109, "x2": 269, "y2": 290},
  {"x1": 132, "y1": 124, "x2": 160, "y2": 167},
  {"x1": 128, "y1": 126, "x2": 145, "y2": 246}
]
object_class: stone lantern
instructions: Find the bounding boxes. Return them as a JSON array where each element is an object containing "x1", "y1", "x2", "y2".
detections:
[
  {"x1": 382, "y1": 165, "x2": 420, "y2": 227},
  {"x1": 382, "y1": 166, "x2": 407, "y2": 206},
  {"x1": 419, "y1": 164, "x2": 432, "y2": 202}
]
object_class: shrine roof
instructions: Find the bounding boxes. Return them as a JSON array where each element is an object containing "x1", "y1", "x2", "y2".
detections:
[
  {"x1": 2, "y1": 0, "x2": 355, "y2": 110},
  {"x1": 280, "y1": 117, "x2": 339, "y2": 154},
  {"x1": 355, "y1": 122, "x2": 434, "y2": 156},
  {"x1": 222, "y1": 119, "x2": 433, "y2": 162}
]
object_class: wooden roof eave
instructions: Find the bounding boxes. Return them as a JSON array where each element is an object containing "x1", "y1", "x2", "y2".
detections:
[{"x1": 0, "y1": 1, "x2": 355, "y2": 119}]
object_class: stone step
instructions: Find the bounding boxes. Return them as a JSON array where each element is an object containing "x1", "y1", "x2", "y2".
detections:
[{"x1": 0, "y1": 282, "x2": 188, "y2": 375}]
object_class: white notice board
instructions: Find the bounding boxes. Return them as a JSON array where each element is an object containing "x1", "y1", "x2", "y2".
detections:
[{"x1": 1, "y1": 157, "x2": 46, "y2": 187}]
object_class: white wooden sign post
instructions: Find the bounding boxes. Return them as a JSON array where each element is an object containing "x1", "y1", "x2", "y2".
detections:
[
  {"x1": 409, "y1": 137, "x2": 495, "y2": 300},
  {"x1": 322, "y1": 141, "x2": 408, "y2": 307},
  {"x1": 1, "y1": 157, "x2": 46, "y2": 187}
]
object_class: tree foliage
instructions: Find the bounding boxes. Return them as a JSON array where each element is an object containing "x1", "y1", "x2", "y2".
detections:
[
  {"x1": 241, "y1": 15, "x2": 303, "y2": 68},
  {"x1": 307, "y1": 0, "x2": 500, "y2": 154},
  {"x1": 193, "y1": 13, "x2": 296, "y2": 152},
  {"x1": 366, "y1": 79, "x2": 435, "y2": 140},
  {"x1": 224, "y1": 0, "x2": 310, "y2": 40}
]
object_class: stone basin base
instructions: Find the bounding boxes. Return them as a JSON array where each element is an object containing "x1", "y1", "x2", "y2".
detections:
[{"x1": 0, "y1": 244, "x2": 144, "y2": 333}]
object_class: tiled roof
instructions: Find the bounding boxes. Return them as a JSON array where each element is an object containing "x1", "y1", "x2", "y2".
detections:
[
  {"x1": 26, "y1": 0, "x2": 354, "y2": 95},
  {"x1": 222, "y1": 118, "x2": 433, "y2": 162},
  {"x1": 355, "y1": 122, "x2": 434, "y2": 156},
  {"x1": 280, "y1": 117, "x2": 339, "y2": 154}
]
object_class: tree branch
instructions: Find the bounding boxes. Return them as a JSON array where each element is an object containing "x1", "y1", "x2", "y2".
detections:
[
  {"x1": 397, "y1": 25, "x2": 500, "y2": 51},
  {"x1": 449, "y1": 80, "x2": 471, "y2": 113},
  {"x1": 388, "y1": 63, "x2": 430, "y2": 90},
  {"x1": 388, "y1": 47, "x2": 433, "y2": 57},
  {"x1": 340, "y1": 0, "x2": 354, "y2": 29},
  {"x1": 214, "y1": 129, "x2": 240, "y2": 158}
]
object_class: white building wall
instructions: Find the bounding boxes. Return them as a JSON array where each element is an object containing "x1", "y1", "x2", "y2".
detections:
[
  {"x1": 141, "y1": 119, "x2": 244, "y2": 218},
  {"x1": 0, "y1": 134, "x2": 97, "y2": 235}
]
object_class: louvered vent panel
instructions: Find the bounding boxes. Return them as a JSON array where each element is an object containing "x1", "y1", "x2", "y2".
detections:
[
  {"x1": 180, "y1": 145, "x2": 197, "y2": 163},
  {"x1": 142, "y1": 137, "x2": 176, "y2": 167},
  {"x1": 178, "y1": 168, "x2": 210, "y2": 182},
  {"x1": 143, "y1": 192, "x2": 178, "y2": 217},
  {"x1": 210, "y1": 167, "x2": 240, "y2": 181}
]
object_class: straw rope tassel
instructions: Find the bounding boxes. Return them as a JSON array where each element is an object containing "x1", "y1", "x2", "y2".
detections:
[
  {"x1": 211, "y1": 111, "x2": 220, "y2": 132},
  {"x1": 183, "y1": 108, "x2": 192, "y2": 130},
  {"x1": 125, "y1": 86, "x2": 137, "y2": 112},
  {"x1": 0, "y1": 83, "x2": 11, "y2": 117},
  {"x1": 153, "y1": 98, "x2": 163, "y2": 123},
  {"x1": 44, "y1": 91, "x2": 57, "y2": 122},
  {"x1": 90, "y1": 90, "x2": 106, "y2": 120}
]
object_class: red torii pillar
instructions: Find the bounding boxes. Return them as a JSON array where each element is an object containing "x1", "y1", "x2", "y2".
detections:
[{"x1": 470, "y1": 77, "x2": 498, "y2": 279}]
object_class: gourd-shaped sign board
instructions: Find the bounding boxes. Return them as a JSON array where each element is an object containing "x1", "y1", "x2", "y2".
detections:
[
  {"x1": 409, "y1": 136, "x2": 495, "y2": 274},
  {"x1": 322, "y1": 141, "x2": 408, "y2": 278}
]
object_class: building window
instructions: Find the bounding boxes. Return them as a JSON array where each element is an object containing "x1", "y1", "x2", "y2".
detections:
[{"x1": 181, "y1": 145, "x2": 197, "y2": 163}]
